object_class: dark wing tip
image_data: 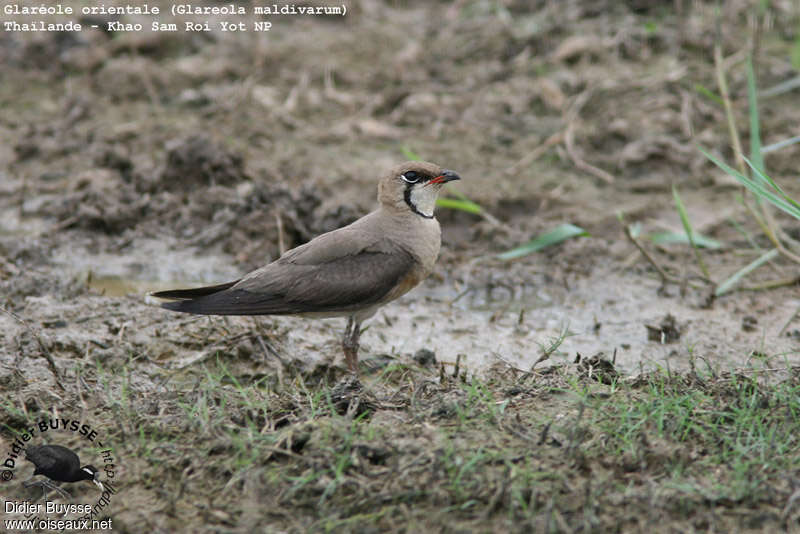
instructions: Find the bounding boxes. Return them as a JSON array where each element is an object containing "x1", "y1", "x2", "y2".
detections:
[
  {"x1": 154, "y1": 286, "x2": 292, "y2": 316},
  {"x1": 156, "y1": 295, "x2": 235, "y2": 314},
  {"x1": 160, "y1": 300, "x2": 190, "y2": 312},
  {"x1": 150, "y1": 280, "x2": 240, "y2": 301}
]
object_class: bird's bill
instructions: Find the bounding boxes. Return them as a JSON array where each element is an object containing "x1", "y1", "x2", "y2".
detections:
[
  {"x1": 427, "y1": 170, "x2": 461, "y2": 186},
  {"x1": 93, "y1": 479, "x2": 105, "y2": 491}
]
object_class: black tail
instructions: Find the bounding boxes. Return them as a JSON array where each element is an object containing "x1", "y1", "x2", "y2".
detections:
[
  {"x1": 150, "y1": 280, "x2": 239, "y2": 300},
  {"x1": 152, "y1": 279, "x2": 300, "y2": 316}
]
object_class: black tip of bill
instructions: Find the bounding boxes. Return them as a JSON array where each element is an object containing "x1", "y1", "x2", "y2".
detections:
[{"x1": 441, "y1": 170, "x2": 461, "y2": 182}]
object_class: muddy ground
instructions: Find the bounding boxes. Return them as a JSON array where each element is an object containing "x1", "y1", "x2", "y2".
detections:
[{"x1": 1, "y1": 0, "x2": 800, "y2": 532}]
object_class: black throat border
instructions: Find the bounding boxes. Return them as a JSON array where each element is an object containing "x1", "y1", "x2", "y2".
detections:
[{"x1": 404, "y1": 186, "x2": 434, "y2": 219}]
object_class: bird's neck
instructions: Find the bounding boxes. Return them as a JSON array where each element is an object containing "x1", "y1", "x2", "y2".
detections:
[{"x1": 404, "y1": 186, "x2": 437, "y2": 219}]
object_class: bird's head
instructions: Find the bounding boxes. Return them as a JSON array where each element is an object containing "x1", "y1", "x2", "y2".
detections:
[
  {"x1": 378, "y1": 161, "x2": 460, "y2": 218},
  {"x1": 81, "y1": 465, "x2": 105, "y2": 490}
]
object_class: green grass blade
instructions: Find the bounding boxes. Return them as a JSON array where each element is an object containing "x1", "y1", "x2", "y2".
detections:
[
  {"x1": 742, "y1": 156, "x2": 800, "y2": 215},
  {"x1": 401, "y1": 146, "x2": 421, "y2": 161},
  {"x1": 699, "y1": 147, "x2": 800, "y2": 218},
  {"x1": 792, "y1": 34, "x2": 800, "y2": 69},
  {"x1": 762, "y1": 134, "x2": 800, "y2": 154},
  {"x1": 672, "y1": 185, "x2": 698, "y2": 247},
  {"x1": 762, "y1": 76, "x2": 800, "y2": 98},
  {"x1": 740, "y1": 180, "x2": 800, "y2": 219},
  {"x1": 746, "y1": 56, "x2": 764, "y2": 174},
  {"x1": 497, "y1": 223, "x2": 589, "y2": 260},
  {"x1": 672, "y1": 185, "x2": 710, "y2": 278},
  {"x1": 436, "y1": 197, "x2": 483, "y2": 214},
  {"x1": 694, "y1": 83, "x2": 723, "y2": 106},
  {"x1": 650, "y1": 232, "x2": 724, "y2": 249},
  {"x1": 715, "y1": 248, "x2": 779, "y2": 296},
  {"x1": 698, "y1": 147, "x2": 748, "y2": 181}
]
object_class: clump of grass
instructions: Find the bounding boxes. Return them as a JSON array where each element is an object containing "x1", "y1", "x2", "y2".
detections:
[
  {"x1": 700, "y1": 56, "x2": 800, "y2": 295},
  {"x1": 585, "y1": 368, "x2": 800, "y2": 502},
  {"x1": 633, "y1": 53, "x2": 800, "y2": 296},
  {"x1": 3, "y1": 348, "x2": 800, "y2": 531}
]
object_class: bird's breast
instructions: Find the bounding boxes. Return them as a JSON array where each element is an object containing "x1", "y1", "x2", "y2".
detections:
[
  {"x1": 381, "y1": 264, "x2": 428, "y2": 304},
  {"x1": 379, "y1": 216, "x2": 442, "y2": 303},
  {"x1": 409, "y1": 217, "x2": 442, "y2": 273}
]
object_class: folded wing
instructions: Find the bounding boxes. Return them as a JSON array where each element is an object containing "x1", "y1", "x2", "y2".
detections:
[
  {"x1": 27, "y1": 446, "x2": 77, "y2": 472},
  {"x1": 151, "y1": 238, "x2": 416, "y2": 316}
]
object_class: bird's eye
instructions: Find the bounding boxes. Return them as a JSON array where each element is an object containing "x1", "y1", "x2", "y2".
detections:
[{"x1": 402, "y1": 171, "x2": 420, "y2": 183}]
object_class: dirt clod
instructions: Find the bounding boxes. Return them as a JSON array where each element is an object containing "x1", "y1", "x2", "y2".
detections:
[
  {"x1": 413, "y1": 348, "x2": 437, "y2": 366},
  {"x1": 645, "y1": 313, "x2": 683, "y2": 344},
  {"x1": 329, "y1": 374, "x2": 377, "y2": 418},
  {"x1": 159, "y1": 135, "x2": 249, "y2": 192},
  {"x1": 577, "y1": 352, "x2": 620, "y2": 385},
  {"x1": 742, "y1": 315, "x2": 758, "y2": 332}
]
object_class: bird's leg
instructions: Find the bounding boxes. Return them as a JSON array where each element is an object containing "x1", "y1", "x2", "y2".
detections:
[
  {"x1": 46, "y1": 480, "x2": 71, "y2": 500},
  {"x1": 342, "y1": 317, "x2": 354, "y2": 370},
  {"x1": 342, "y1": 317, "x2": 361, "y2": 373},
  {"x1": 23, "y1": 478, "x2": 71, "y2": 501},
  {"x1": 23, "y1": 478, "x2": 48, "y2": 501}
]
